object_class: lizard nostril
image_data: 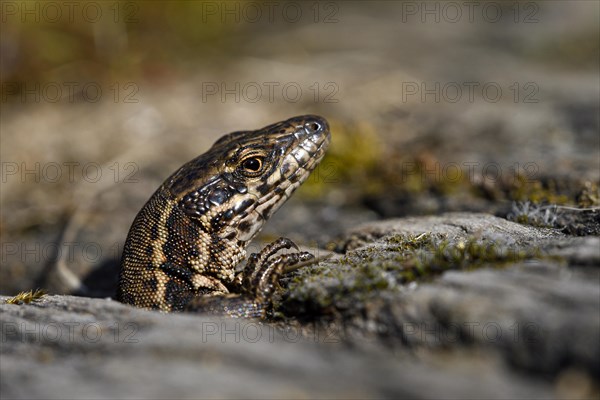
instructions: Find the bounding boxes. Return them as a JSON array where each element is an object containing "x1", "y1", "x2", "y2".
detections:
[{"x1": 305, "y1": 122, "x2": 321, "y2": 134}]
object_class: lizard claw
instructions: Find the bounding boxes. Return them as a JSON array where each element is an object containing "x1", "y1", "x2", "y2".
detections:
[{"x1": 241, "y1": 238, "x2": 313, "y2": 305}]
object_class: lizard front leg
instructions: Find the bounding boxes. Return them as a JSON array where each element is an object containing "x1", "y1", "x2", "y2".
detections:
[{"x1": 184, "y1": 237, "x2": 314, "y2": 318}]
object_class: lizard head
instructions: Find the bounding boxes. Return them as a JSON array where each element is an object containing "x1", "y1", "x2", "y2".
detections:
[{"x1": 167, "y1": 115, "x2": 331, "y2": 244}]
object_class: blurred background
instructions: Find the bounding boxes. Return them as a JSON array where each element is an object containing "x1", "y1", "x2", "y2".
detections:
[{"x1": 1, "y1": 1, "x2": 599, "y2": 296}]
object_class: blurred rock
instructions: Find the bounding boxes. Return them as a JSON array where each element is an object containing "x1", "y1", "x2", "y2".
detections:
[{"x1": 0, "y1": 295, "x2": 557, "y2": 399}]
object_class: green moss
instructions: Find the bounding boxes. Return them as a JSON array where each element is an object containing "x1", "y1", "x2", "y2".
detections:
[
  {"x1": 374, "y1": 234, "x2": 532, "y2": 284},
  {"x1": 577, "y1": 182, "x2": 599, "y2": 208},
  {"x1": 280, "y1": 233, "x2": 541, "y2": 317},
  {"x1": 508, "y1": 175, "x2": 571, "y2": 205},
  {"x1": 410, "y1": 238, "x2": 533, "y2": 278},
  {"x1": 383, "y1": 232, "x2": 433, "y2": 251}
]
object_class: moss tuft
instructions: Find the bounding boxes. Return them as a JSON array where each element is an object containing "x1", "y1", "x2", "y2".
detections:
[{"x1": 5, "y1": 289, "x2": 47, "y2": 305}]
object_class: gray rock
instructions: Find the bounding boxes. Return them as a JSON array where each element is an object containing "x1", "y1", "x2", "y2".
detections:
[
  {"x1": 338, "y1": 212, "x2": 564, "y2": 252},
  {"x1": 1, "y1": 295, "x2": 555, "y2": 399},
  {"x1": 281, "y1": 213, "x2": 600, "y2": 388},
  {"x1": 2, "y1": 213, "x2": 598, "y2": 399}
]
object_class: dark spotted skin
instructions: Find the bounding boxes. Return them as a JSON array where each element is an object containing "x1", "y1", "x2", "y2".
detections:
[{"x1": 116, "y1": 115, "x2": 331, "y2": 317}]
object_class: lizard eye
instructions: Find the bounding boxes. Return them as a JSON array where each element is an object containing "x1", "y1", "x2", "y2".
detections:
[{"x1": 240, "y1": 156, "x2": 264, "y2": 176}]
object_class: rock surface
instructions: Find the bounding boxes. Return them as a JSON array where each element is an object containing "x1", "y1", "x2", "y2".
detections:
[
  {"x1": 2, "y1": 213, "x2": 598, "y2": 399},
  {"x1": 0, "y1": 294, "x2": 557, "y2": 400}
]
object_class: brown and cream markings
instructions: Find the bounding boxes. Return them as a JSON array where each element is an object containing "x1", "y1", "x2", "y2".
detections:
[{"x1": 117, "y1": 115, "x2": 331, "y2": 317}]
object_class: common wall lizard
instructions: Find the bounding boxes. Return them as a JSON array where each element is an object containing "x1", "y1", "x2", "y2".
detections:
[{"x1": 116, "y1": 115, "x2": 330, "y2": 317}]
